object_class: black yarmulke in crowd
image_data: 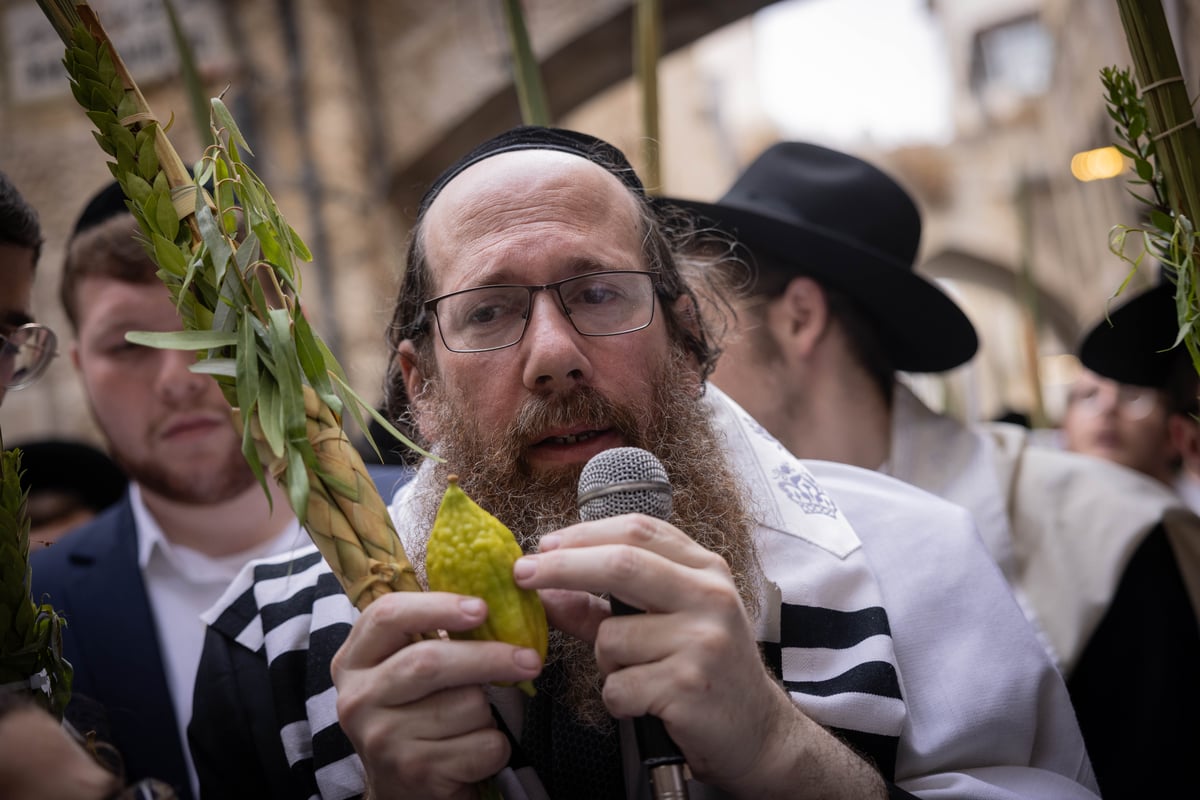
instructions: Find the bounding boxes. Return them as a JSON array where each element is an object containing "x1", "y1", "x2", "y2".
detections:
[
  {"x1": 70, "y1": 180, "x2": 130, "y2": 237},
  {"x1": 418, "y1": 126, "x2": 645, "y2": 215},
  {"x1": 16, "y1": 439, "x2": 128, "y2": 513}
]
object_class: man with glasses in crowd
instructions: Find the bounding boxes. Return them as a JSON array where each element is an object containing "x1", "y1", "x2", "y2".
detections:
[
  {"x1": 1061, "y1": 366, "x2": 1179, "y2": 484},
  {"x1": 1069, "y1": 280, "x2": 1200, "y2": 502},
  {"x1": 189, "y1": 127, "x2": 1098, "y2": 800},
  {"x1": 0, "y1": 172, "x2": 57, "y2": 407}
]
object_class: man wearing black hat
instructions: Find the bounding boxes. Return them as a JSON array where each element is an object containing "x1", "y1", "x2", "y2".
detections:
[
  {"x1": 1064, "y1": 278, "x2": 1200, "y2": 796},
  {"x1": 187, "y1": 127, "x2": 1098, "y2": 799},
  {"x1": 1072, "y1": 280, "x2": 1200, "y2": 499},
  {"x1": 30, "y1": 183, "x2": 306, "y2": 800},
  {"x1": 669, "y1": 141, "x2": 1200, "y2": 799}
]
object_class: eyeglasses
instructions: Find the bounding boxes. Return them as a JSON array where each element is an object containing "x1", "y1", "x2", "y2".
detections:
[
  {"x1": 0, "y1": 323, "x2": 58, "y2": 389},
  {"x1": 1066, "y1": 381, "x2": 1162, "y2": 420},
  {"x1": 424, "y1": 270, "x2": 658, "y2": 353}
]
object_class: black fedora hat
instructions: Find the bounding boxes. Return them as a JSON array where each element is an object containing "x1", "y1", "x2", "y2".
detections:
[
  {"x1": 661, "y1": 141, "x2": 977, "y2": 373},
  {"x1": 1078, "y1": 281, "x2": 1179, "y2": 387}
]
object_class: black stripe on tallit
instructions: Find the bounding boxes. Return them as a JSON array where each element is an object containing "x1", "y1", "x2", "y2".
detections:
[
  {"x1": 782, "y1": 660, "x2": 901, "y2": 700},
  {"x1": 779, "y1": 603, "x2": 892, "y2": 649}
]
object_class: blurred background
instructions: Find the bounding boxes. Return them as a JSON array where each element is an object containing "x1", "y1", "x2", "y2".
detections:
[{"x1": 1, "y1": 0, "x2": 1196, "y2": 451}]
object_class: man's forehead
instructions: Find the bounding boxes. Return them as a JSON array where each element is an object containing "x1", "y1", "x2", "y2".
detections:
[
  {"x1": 426, "y1": 149, "x2": 629, "y2": 217},
  {"x1": 0, "y1": 246, "x2": 35, "y2": 328},
  {"x1": 421, "y1": 151, "x2": 643, "y2": 280}
]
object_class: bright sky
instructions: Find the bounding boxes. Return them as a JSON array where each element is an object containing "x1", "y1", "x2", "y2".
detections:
[{"x1": 754, "y1": 0, "x2": 954, "y2": 147}]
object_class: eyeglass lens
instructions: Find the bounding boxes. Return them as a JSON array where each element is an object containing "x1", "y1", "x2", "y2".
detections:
[
  {"x1": 1067, "y1": 382, "x2": 1159, "y2": 420},
  {"x1": 432, "y1": 271, "x2": 655, "y2": 353},
  {"x1": 0, "y1": 324, "x2": 58, "y2": 389}
]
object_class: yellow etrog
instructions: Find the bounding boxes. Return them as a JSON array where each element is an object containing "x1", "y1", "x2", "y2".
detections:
[{"x1": 426, "y1": 475, "x2": 548, "y2": 696}]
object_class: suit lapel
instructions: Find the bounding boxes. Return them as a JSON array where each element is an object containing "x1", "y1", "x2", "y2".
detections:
[{"x1": 63, "y1": 497, "x2": 194, "y2": 799}]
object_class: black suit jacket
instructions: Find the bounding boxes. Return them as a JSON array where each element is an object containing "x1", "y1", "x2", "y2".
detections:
[{"x1": 30, "y1": 494, "x2": 194, "y2": 800}]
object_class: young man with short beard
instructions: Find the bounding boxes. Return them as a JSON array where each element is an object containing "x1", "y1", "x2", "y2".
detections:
[
  {"x1": 31, "y1": 183, "x2": 305, "y2": 800},
  {"x1": 189, "y1": 128, "x2": 1099, "y2": 799}
]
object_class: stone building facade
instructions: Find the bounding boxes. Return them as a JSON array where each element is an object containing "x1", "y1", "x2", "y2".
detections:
[{"x1": 1, "y1": 0, "x2": 1195, "y2": 446}]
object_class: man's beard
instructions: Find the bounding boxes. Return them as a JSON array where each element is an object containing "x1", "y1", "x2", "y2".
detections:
[
  {"x1": 111, "y1": 438, "x2": 258, "y2": 506},
  {"x1": 407, "y1": 348, "x2": 761, "y2": 730}
]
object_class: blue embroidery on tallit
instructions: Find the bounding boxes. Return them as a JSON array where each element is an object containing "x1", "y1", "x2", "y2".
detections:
[{"x1": 773, "y1": 463, "x2": 838, "y2": 518}]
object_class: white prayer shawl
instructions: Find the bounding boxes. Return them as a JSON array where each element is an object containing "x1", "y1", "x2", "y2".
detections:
[
  {"x1": 203, "y1": 385, "x2": 1098, "y2": 799},
  {"x1": 888, "y1": 382, "x2": 1197, "y2": 675}
]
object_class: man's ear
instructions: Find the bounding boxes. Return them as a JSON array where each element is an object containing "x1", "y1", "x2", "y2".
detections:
[
  {"x1": 773, "y1": 276, "x2": 828, "y2": 358},
  {"x1": 397, "y1": 340, "x2": 430, "y2": 415},
  {"x1": 70, "y1": 341, "x2": 81, "y2": 372},
  {"x1": 1169, "y1": 412, "x2": 1200, "y2": 472}
]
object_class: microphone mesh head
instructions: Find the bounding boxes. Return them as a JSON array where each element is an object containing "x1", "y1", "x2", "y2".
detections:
[{"x1": 577, "y1": 447, "x2": 673, "y2": 521}]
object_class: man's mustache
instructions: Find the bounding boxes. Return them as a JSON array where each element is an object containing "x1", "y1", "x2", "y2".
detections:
[{"x1": 510, "y1": 386, "x2": 628, "y2": 448}]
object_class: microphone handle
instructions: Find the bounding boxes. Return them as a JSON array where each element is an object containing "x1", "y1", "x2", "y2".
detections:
[{"x1": 611, "y1": 597, "x2": 690, "y2": 799}]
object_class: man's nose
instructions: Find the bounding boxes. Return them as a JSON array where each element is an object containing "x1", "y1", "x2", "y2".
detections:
[
  {"x1": 520, "y1": 291, "x2": 592, "y2": 391},
  {"x1": 156, "y1": 347, "x2": 209, "y2": 402}
]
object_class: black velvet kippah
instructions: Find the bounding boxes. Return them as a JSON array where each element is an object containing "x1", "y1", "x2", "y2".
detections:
[
  {"x1": 417, "y1": 126, "x2": 645, "y2": 216},
  {"x1": 70, "y1": 180, "x2": 129, "y2": 237}
]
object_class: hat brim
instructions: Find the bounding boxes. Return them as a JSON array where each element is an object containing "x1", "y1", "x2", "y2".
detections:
[
  {"x1": 1079, "y1": 282, "x2": 1179, "y2": 387},
  {"x1": 661, "y1": 197, "x2": 978, "y2": 373}
]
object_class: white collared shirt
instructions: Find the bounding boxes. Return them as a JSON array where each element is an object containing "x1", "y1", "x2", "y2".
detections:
[{"x1": 131, "y1": 483, "x2": 307, "y2": 798}]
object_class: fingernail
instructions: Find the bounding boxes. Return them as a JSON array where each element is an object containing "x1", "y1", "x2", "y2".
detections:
[
  {"x1": 513, "y1": 648, "x2": 542, "y2": 670},
  {"x1": 513, "y1": 557, "x2": 536, "y2": 581},
  {"x1": 459, "y1": 597, "x2": 486, "y2": 616},
  {"x1": 538, "y1": 534, "x2": 561, "y2": 552}
]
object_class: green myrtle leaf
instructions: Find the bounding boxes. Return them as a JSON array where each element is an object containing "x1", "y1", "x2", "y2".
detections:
[
  {"x1": 90, "y1": 130, "x2": 116, "y2": 157},
  {"x1": 115, "y1": 145, "x2": 137, "y2": 185},
  {"x1": 137, "y1": 131, "x2": 160, "y2": 182},
  {"x1": 151, "y1": 233, "x2": 189, "y2": 277},
  {"x1": 108, "y1": 122, "x2": 136, "y2": 156},
  {"x1": 1150, "y1": 209, "x2": 1175, "y2": 234},
  {"x1": 124, "y1": 173, "x2": 153, "y2": 207},
  {"x1": 155, "y1": 188, "x2": 180, "y2": 241}
]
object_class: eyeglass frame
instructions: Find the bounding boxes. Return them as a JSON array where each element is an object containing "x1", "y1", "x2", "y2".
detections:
[
  {"x1": 420, "y1": 269, "x2": 661, "y2": 354},
  {"x1": 0, "y1": 322, "x2": 58, "y2": 390},
  {"x1": 1065, "y1": 379, "x2": 1164, "y2": 421}
]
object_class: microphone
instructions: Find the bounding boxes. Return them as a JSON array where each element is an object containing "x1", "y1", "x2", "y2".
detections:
[{"x1": 578, "y1": 447, "x2": 690, "y2": 800}]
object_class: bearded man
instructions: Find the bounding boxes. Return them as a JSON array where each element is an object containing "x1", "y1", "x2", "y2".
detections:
[
  {"x1": 189, "y1": 128, "x2": 1098, "y2": 800},
  {"x1": 31, "y1": 183, "x2": 305, "y2": 800}
]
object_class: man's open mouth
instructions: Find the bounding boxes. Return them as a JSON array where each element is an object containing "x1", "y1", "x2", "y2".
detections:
[{"x1": 537, "y1": 429, "x2": 606, "y2": 446}]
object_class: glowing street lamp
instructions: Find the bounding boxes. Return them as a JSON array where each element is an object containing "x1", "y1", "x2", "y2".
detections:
[{"x1": 1070, "y1": 146, "x2": 1126, "y2": 181}]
